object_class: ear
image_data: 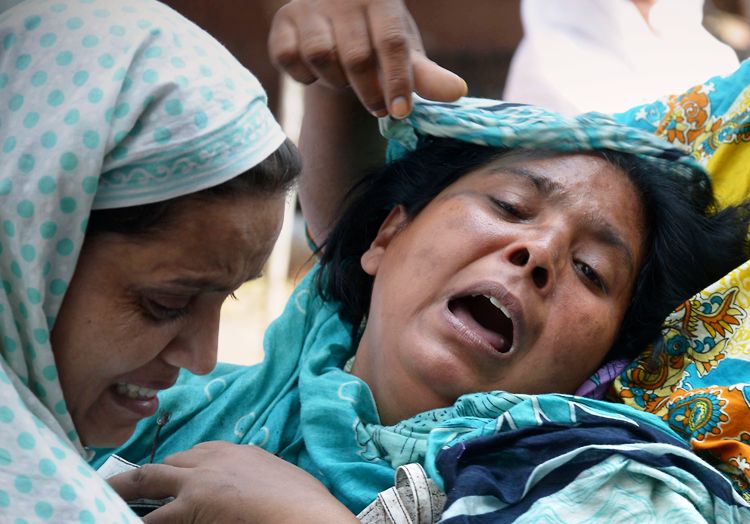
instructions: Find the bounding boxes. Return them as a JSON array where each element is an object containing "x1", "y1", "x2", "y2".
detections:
[{"x1": 361, "y1": 205, "x2": 409, "y2": 276}]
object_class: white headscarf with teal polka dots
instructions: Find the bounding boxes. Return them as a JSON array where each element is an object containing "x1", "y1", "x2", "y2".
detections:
[{"x1": 0, "y1": 0, "x2": 286, "y2": 519}]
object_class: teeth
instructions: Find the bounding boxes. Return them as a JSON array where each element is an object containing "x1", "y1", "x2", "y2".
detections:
[
  {"x1": 115, "y1": 383, "x2": 158, "y2": 400},
  {"x1": 486, "y1": 295, "x2": 511, "y2": 319}
]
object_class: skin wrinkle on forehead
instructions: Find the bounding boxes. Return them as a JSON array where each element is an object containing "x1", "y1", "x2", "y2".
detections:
[
  {"x1": 489, "y1": 163, "x2": 638, "y2": 275},
  {"x1": 119, "y1": 202, "x2": 277, "y2": 294},
  {"x1": 142, "y1": 276, "x2": 255, "y2": 295},
  {"x1": 143, "y1": 258, "x2": 265, "y2": 294}
]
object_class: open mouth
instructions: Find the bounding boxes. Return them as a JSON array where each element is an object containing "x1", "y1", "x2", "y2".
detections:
[
  {"x1": 113, "y1": 383, "x2": 159, "y2": 400},
  {"x1": 448, "y1": 294, "x2": 514, "y2": 353}
]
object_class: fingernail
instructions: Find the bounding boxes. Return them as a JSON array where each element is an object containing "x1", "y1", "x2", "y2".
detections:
[
  {"x1": 460, "y1": 79, "x2": 468, "y2": 96},
  {"x1": 370, "y1": 108, "x2": 388, "y2": 118},
  {"x1": 390, "y1": 97, "x2": 410, "y2": 119}
]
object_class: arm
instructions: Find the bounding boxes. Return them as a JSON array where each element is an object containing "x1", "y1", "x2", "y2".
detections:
[
  {"x1": 109, "y1": 441, "x2": 359, "y2": 524},
  {"x1": 297, "y1": 85, "x2": 384, "y2": 246},
  {"x1": 269, "y1": 0, "x2": 467, "y2": 245}
]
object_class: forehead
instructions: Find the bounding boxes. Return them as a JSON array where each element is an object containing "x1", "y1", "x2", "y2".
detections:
[
  {"x1": 97, "y1": 193, "x2": 285, "y2": 290},
  {"x1": 457, "y1": 152, "x2": 642, "y2": 205},
  {"x1": 479, "y1": 152, "x2": 634, "y2": 193},
  {"x1": 164, "y1": 194, "x2": 283, "y2": 248}
]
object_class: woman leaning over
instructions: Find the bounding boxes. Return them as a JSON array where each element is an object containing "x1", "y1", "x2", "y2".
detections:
[{"x1": 0, "y1": 0, "x2": 302, "y2": 520}]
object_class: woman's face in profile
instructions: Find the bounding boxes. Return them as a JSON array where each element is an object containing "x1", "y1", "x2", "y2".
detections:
[
  {"x1": 51, "y1": 192, "x2": 285, "y2": 447},
  {"x1": 353, "y1": 153, "x2": 647, "y2": 424}
]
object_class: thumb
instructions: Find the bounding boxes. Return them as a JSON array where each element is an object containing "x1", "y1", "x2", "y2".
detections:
[{"x1": 412, "y1": 53, "x2": 467, "y2": 102}]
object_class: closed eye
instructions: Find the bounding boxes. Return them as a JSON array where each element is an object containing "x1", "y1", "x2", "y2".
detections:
[
  {"x1": 489, "y1": 197, "x2": 526, "y2": 220},
  {"x1": 144, "y1": 299, "x2": 190, "y2": 322},
  {"x1": 575, "y1": 260, "x2": 606, "y2": 293}
]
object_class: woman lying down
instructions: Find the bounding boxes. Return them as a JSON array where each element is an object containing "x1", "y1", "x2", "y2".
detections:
[{"x1": 102, "y1": 96, "x2": 750, "y2": 522}]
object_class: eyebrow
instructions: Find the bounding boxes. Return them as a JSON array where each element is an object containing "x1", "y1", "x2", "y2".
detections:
[
  {"x1": 146, "y1": 278, "x2": 232, "y2": 294},
  {"x1": 492, "y1": 164, "x2": 636, "y2": 274},
  {"x1": 493, "y1": 165, "x2": 565, "y2": 196},
  {"x1": 157, "y1": 273, "x2": 261, "y2": 293}
]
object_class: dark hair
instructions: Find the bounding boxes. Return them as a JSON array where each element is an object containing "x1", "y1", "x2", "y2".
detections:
[
  {"x1": 86, "y1": 138, "x2": 301, "y2": 237},
  {"x1": 318, "y1": 137, "x2": 750, "y2": 361}
]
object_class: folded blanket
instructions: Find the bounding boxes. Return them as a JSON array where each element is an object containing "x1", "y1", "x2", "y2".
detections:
[{"x1": 436, "y1": 395, "x2": 749, "y2": 522}]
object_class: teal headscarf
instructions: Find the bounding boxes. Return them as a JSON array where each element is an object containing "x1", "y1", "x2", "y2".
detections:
[
  {"x1": 381, "y1": 95, "x2": 704, "y2": 168},
  {"x1": 0, "y1": 0, "x2": 285, "y2": 520}
]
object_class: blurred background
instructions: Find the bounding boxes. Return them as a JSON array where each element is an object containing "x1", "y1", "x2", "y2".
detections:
[{"x1": 164, "y1": 0, "x2": 750, "y2": 366}]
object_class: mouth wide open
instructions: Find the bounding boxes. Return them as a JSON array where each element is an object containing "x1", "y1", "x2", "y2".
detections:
[{"x1": 448, "y1": 295, "x2": 514, "y2": 353}]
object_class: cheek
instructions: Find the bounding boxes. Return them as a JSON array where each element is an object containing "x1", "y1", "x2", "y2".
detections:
[
  {"x1": 55, "y1": 295, "x2": 176, "y2": 382},
  {"x1": 391, "y1": 207, "x2": 493, "y2": 279},
  {"x1": 576, "y1": 316, "x2": 614, "y2": 359},
  {"x1": 256, "y1": 198, "x2": 286, "y2": 251},
  {"x1": 550, "y1": 295, "x2": 622, "y2": 369}
]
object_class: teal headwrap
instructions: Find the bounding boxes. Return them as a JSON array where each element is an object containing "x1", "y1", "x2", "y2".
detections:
[
  {"x1": 0, "y1": 0, "x2": 285, "y2": 519},
  {"x1": 380, "y1": 95, "x2": 709, "y2": 190}
]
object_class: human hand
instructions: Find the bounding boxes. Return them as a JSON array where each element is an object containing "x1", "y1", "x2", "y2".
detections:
[
  {"x1": 268, "y1": 0, "x2": 467, "y2": 118},
  {"x1": 108, "y1": 441, "x2": 358, "y2": 523}
]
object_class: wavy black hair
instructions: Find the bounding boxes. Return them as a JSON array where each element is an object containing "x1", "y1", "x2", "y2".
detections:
[{"x1": 318, "y1": 137, "x2": 750, "y2": 361}]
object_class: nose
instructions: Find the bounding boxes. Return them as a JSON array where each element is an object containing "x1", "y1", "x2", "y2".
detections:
[
  {"x1": 505, "y1": 234, "x2": 561, "y2": 293},
  {"x1": 160, "y1": 306, "x2": 221, "y2": 376}
]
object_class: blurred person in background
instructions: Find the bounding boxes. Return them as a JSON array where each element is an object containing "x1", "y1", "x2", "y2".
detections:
[{"x1": 504, "y1": 0, "x2": 741, "y2": 114}]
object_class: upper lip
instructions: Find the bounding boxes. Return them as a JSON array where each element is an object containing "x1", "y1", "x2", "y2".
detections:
[
  {"x1": 116, "y1": 374, "x2": 179, "y2": 392},
  {"x1": 449, "y1": 281, "x2": 523, "y2": 352}
]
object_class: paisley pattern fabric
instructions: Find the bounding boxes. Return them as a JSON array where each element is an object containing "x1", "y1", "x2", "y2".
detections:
[
  {"x1": 615, "y1": 60, "x2": 750, "y2": 207},
  {"x1": 614, "y1": 261, "x2": 750, "y2": 500},
  {"x1": 613, "y1": 61, "x2": 750, "y2": 501}
]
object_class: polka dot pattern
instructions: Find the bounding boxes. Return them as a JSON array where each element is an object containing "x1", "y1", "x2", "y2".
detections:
[
  {"x1": 87, "y1": 88, "x2": 102, "y2": 104},
  {"x1": 56, "y1": 51, "x2": 73, "y2": 66},
  {"x1": 59, "y1": 152, "x2": 77, "y2": 171},
  {"x1": 35, "y1": 501, "x2": 53, "y2": 519},
  {"x1": 0, "y1": 0, "x2": 283, "y2": 521},
  {"x1": 22, "y1": 112, "x2": 39, "y2": 129},
  {"x1": 60, "y1": 483, "x2": 75, "y2": 502},
  {"x1": 82, "y1": 131, "x2": 99, "y2": 150},
  {"x1": 39, "y1": 33, "x2": 56, "y2": 48},
  {"x1": 39, "y1": 458, "x2": 56, "y2": 476},
  {"x1": 72, "y1": 70, "x2": 88, "y2": 87},
  {"x1": 63, "y1": 109, "x2": 79, "y2": 125},
  {"x1": 31, "y1": 72, "x2": 47, "y2": 87},
  {"x1": 40, "y1": 131, "x2": 56, "y2": 149}
]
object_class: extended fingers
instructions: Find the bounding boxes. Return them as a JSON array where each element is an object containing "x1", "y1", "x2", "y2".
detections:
[
  {"x1": 412, "y1": 53, "x2": 467, "y2": 102},
  {"x1": 268, "y1": 5, "x2": 316, "y2": 84},
  {"x1": 270, "y1": 2, "x2": 347, "y2": 88},
  {"x1": 366, "y1": 0, "x2": 413, "y2": 118},
  {"x1": 297, "y1": 12, "x2": 349, "y2": 88},
  {"x1": 270, "y1": 0, "x2": 422, "y2": 118},
  {"x1": 331, "y1": 9, "x2": 387, "y2": 115}
]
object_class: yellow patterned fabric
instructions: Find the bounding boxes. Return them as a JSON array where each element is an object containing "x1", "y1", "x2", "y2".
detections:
[{"x1": 613, "y1": 63, "x2": 750, "y2": 500}]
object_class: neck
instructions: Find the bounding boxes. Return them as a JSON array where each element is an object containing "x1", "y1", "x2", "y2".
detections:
[{"x1": 350, "y1": 336, "x2": 452, "y2": 426}]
